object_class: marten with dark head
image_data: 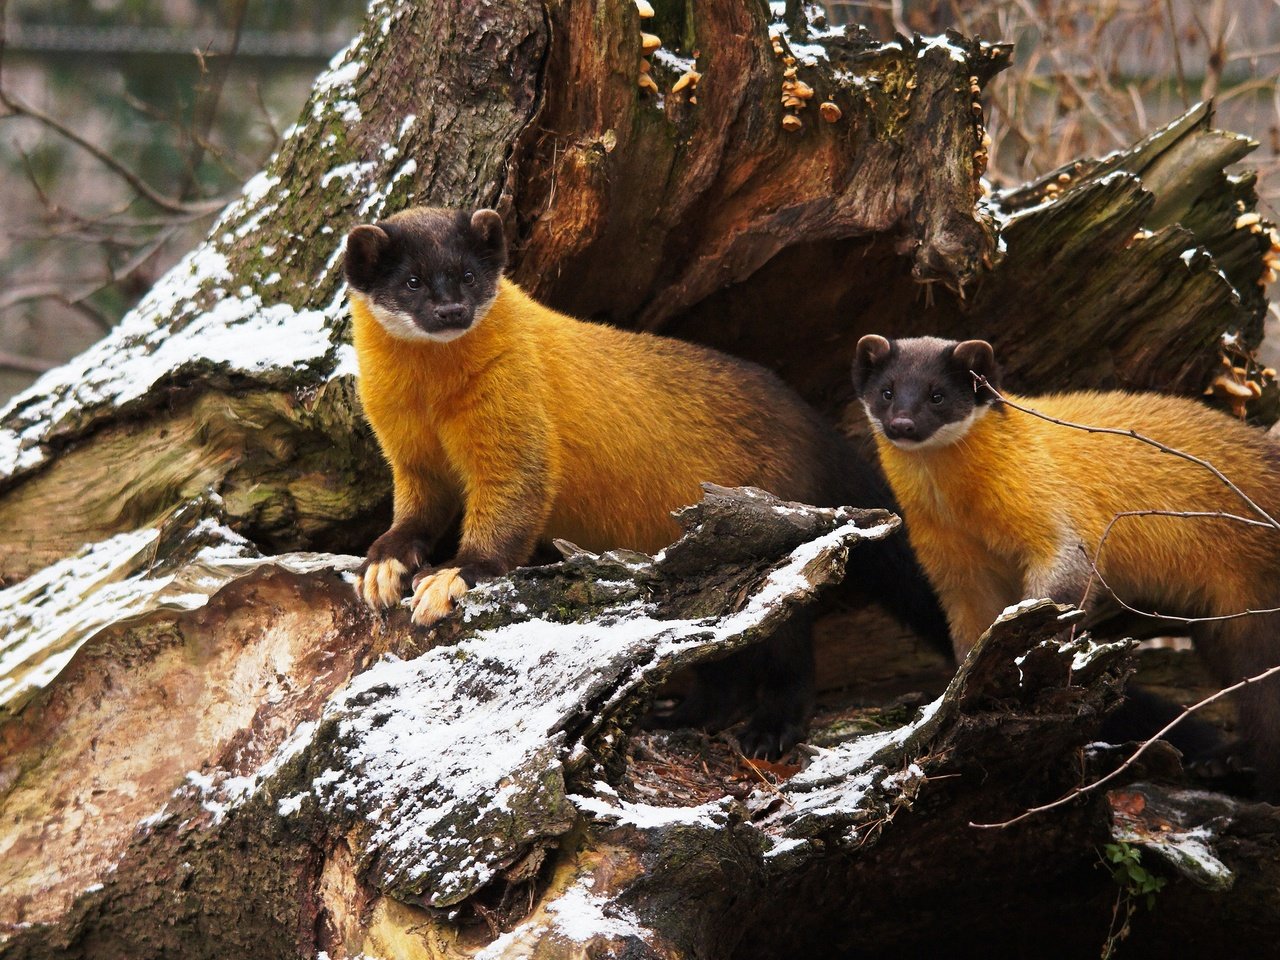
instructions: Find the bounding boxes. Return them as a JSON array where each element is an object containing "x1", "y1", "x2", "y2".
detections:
[
  {"x1": 343, "y1": 206, "x2": 946, "y2": 756},
  {"x1": 853, "y1": 334, "x2": 1280, "y2": 796}
]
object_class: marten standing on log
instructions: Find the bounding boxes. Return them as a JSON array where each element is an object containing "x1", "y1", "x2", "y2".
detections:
[
  {"x1": 343, "y1": 206, "x2": 946, "y2": 756},
  {"x1": 853, "y1": 334, "x2": 1280, "y2": 795}
]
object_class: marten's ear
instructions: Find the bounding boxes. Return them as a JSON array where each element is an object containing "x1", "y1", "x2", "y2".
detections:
[
  {"x1": 469, "y1": 209, "x2": 508, "y2": 270},
  {"x1": 952, "y1": 339, "x2": 1001, "y2": 399},
  {"x1": 345, "y1": 224, "x2": 391, "y2": 291},
  {"x1": 853, "y1": 335, "x2": 893, "y2": 390}
]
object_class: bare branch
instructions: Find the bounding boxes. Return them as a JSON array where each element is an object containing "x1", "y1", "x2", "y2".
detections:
[
  {"x1": 970, "y1": 662, "x2": 1280, "y2": 829},
  {"x1": 1164, "y1": 0, "x2": 1190, "y2": 108},
  {"x1": 1081, "y1": 511, "x2": 1280, "y2": 625},
  {"x1": 0, "y1": 349, "x2": 57, "y2": 375},
  {"x1": 975, "y1": 378, "x2": 1280, "y2": 531},
  {"x1": 0, "y1": 90, "x2": 228, "y2": 216}
]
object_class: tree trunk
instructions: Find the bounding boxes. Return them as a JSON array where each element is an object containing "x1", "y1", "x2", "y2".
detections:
[{"x1": 2, "y1": 0, "x2": 1277, "y2": 957}]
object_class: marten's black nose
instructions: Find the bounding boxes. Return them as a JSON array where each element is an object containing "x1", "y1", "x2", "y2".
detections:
[
  {"x1": 886, "y1": 416, "x2": 917, "y2": 440},
  {"x1": 434, "y1": 304, "x2": 470, "y2": 329}
]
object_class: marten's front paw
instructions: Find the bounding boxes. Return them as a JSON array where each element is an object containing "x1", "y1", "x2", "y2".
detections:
[
  {"x1": 410, "y1": 567, "x2": 469, "y2": 626},
  {"x1": 357, "y1": 527, "x2": 431, "y2": 609},
  {"x1": 357, "y1": 558, "x2": 411, "y2": 609}
]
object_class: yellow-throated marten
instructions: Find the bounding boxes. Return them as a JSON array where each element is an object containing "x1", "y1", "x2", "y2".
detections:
[
  {"x1": 854, "y1": 334, "x2": 1280, "y2": 794},
  {"x1": 343, "y1": 206, "x2": 947, "y2": 756}
]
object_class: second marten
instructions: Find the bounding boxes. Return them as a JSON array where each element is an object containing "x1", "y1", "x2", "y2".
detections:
[
  {"x1": 343, "y1": 207, "x2": 946, "y2": 756},
  {"x1": 854, "y1": 334, "x2": 1280, "y2": 794}
]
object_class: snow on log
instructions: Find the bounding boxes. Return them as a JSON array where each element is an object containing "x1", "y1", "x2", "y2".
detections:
[
  {"x1": 0, "y1": 0, "x2": 545, "y2": 580},
  {"x1": 0, "y1": 477, "x2": 1153, "y2": 959},
  {"x1": 196, "y1": 486, "x2": 894, "y2": 907},
  {"x1": 3, "y1": 0, "x2": 1280, "y2": 955},
  {"x1": 0, "y1": 496, "x2": 355, "y2": 717},
  {"x1": 0, "y1": 486, "x2": 894, "y2": 955}
]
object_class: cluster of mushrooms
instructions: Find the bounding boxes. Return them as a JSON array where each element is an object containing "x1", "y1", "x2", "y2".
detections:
[
  {"x1": 769, "y1": 31, "x2": 840, "y2": 132},
  {"x1": 635, "y1": 0, "x2": 700, "y2": 102}
]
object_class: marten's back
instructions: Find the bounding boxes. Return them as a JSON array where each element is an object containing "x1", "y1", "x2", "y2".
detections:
[
  {"x1": 513, "y1": 285, "x2": 869, "y2": 552},
  {"x1": 1027, "y1": 390, "x2": 1280, "y2": 599}
]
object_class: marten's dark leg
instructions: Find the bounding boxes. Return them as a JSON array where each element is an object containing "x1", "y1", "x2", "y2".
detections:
[{"x1": 358, "y1": 466, "x2": 456, "y2": 609}]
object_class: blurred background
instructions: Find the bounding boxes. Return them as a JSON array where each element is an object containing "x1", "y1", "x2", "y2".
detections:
[
  {"x1": 0, "y1": 0, "x2": 364, "y2": 401},
  {"x1": 0, "y1": 0, "x2": 1276, "y2": 404}
]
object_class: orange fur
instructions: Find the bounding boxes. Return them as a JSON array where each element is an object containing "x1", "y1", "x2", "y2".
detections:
[
  {"x1": 875, "y1": 391, "x2": 1280, "y2": 658},
  {"x1": 353, "y1": 277, "x2": 838, "y2": 568}
]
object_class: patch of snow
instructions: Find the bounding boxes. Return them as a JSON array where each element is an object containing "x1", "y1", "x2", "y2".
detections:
[
  {"x1": 330, "y1": 342, "x2": 360, "y2": 380},
  {"x1": 321, "y1": 161, "x2": 378, "y2": 190},
  {"x1": 136, "y1": 804, "x2": 172, "y2": 831},
  {"x1": 570, "y1": 793, "x2": 728, "y2": 829},
  {"x1": 0, "y1": 528, "x2": 161, "y2": 709},
  {"x1": 917, "y1": 35, "x2": 968, "y2": 64},
  {"x1": 544, "y1": 879, "x2": 652, "y2": 943},
  {"x1": 994, "y1": 170, "x2": 1144, "y2": 228},
  {"x1": 0, "y1": 226, "x2": 341, "y2": 481},
  {"x1": 881, "y1": 761, "x2": 925, "y2": 791},
  {"x1": 652, "y1": 48, "x2": 695, "y2": 75},
  {"x1": 311, "y1": 56, "x2": 363, "y2": 124},
  {"x1": 763, "y1": 835, "x2": 809, "y2": 859},
  {"x1": 1061, "y1": 635, "x2": 1128, "y2": 672},
  {"x1": 994, "y1": 596, "x2": 1050, "y2": 624},
  {"x1": 0, "y1": 521, "x2": 345, "y2": 710},
  {"x1": 1114, "y1": 822, "x2": 1233, "y2": 890},
  {"x1": 769, "y1": 695, "x2": 943, "y2": 828}
]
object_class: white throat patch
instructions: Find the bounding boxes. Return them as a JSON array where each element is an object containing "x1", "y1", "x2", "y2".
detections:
[
  {"x1": 865, "y1": 402, "x2": 989, "y2": 451},
  {"x1": 356, "y1": 291, "x2": 498, "y2": 344}
]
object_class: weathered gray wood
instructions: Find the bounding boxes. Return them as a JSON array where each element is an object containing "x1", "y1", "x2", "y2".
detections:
[{"x1": 0, "y1": 486, "x2": 897, "y2": 956}]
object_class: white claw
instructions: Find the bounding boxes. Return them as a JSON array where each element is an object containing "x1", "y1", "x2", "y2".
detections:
[
  {"x1": 410, "y1": 567, "x2": 468, "y2": 626},
  {"x1": 359, "y1": 558, "x2": 408, "y2": 609}
]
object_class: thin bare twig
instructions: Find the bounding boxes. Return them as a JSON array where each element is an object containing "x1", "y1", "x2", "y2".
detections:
[
  {"x1": 977, "y1": 378, "x2": 1280, "y2": 531},
  {"x1": 1066, "y1": 508, "x2": 1280, "y2": 631},
  {"x1": 970, "y1": 662, "x2": 1280, "y2": 829},
  {"x1": 1199, "y1": 0, "x2": 1230, "y2": 104},
  {"x1": 1081, "y1": 509, "x2": 1280, "y2": 624},
  {"x1": 1163, "y1": 0, "x2": 1190, "y2": 108},
  {"x1": 178, "y1": 0, "x2": 250, "y2": 202},
  {"x1": 0, "y1": 90, "x2": 226, "y2": 217}
]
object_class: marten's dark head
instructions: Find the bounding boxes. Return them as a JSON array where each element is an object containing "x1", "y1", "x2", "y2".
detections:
[
  {"x1": 853, "y1": 335, "x2": 1002, "y2": 449},
  {"x1": 344, "y1": 207, "x2": 507, "y2": 342}
]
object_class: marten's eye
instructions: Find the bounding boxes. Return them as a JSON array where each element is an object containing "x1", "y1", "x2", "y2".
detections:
[
  {"x1": 881, "y1": 388, "x2": 894, "y2": 401},
  {"x1": 405, "y1": 276, "x2": 422, "y2": 290},
  {"x1": 930, "y1": 392, "x2": 945, "y2": 404},
  {"x1": 462, "y1": 271, "x2": 476, "y2": 286}
]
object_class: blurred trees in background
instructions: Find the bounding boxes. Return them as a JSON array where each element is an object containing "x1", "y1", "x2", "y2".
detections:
[{"x1": 0, "y1": 0, "x2": 364, "y2": 398}]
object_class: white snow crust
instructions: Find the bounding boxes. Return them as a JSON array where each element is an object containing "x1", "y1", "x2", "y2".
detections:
[
  {"x1": 0, "y1": 518, "x2": 353, "y2": 711},
  {"x1": 218, "y1": 509, "x2": 885, "y2": 905},
  {"x1": 474, "y1": 878, "x2": 654, "y2": 957},
  {"x1": 0, "y1": 1, "x2": 414, "y2": 482}
]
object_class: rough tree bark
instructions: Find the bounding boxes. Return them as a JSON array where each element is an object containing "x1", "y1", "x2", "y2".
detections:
[{"x1": 2, "y1": 0, "x2": 1277, "y2": 957}]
